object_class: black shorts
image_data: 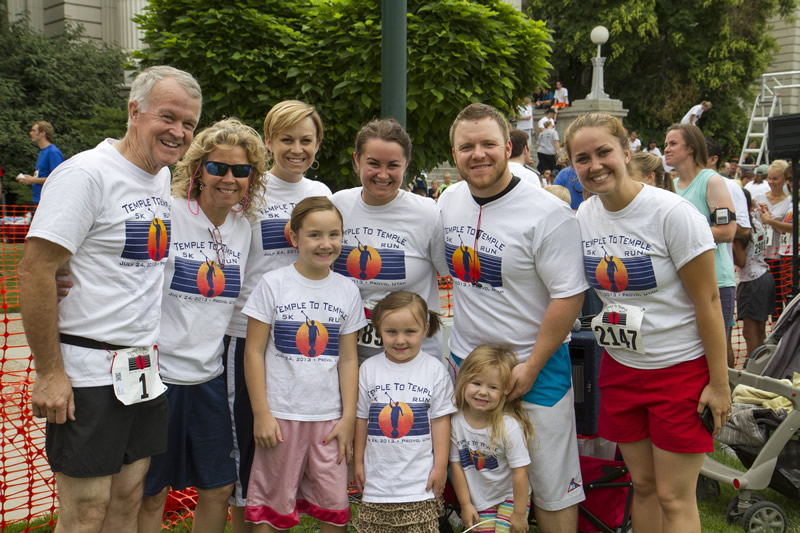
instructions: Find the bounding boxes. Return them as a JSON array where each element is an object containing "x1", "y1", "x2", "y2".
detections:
[
  {"x1": 736, "y1": 270, "x2": 776, "y2": 322},
  {"x1": 45, "y1": 385, "x2": 168, "y2": 478},
  {"x1": 223, "y1": 335, "x2": 256, "y2": 506}
]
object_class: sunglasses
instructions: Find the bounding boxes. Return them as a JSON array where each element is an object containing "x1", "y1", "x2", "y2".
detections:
[{"x1": 204, "y1": 161, "x2": 252, "y2": 178}]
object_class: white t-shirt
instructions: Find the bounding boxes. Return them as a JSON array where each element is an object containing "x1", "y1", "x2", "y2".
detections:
[
  {"x1": 629, "y1": 138, "x2": 642, "y2": 153},
  {"x1": 725, "y1": 179, "x2": 750, "y2": 230},
  {"x1": 740, "y1": 213, "x2": 769, "y2": 282},
  {"x1": 449, "y1": 412, "x2": 531, "y2": 511},
  {"x1": 681, "y1": 104, "x2": 704, "y2": 124},
  {"x1": 28, "y1": 139, "x2": 172, "y2": 387},
  {"x1": 331, "y1": 188, "x2": 448, "y2": 359},
  {"x1": 243, "y1": 265, "x2": 367, "y2": 421},
  {"x1": 226, "y1": 174, "x2": 332, "y2": 337},
  {"x1": 537, "y1": 128, "x2": 559, "y2": 155},
  {"x1": 439, "y1": 180, "x2": 587, "y2": 363},
  {"x1": 753, "y1": 193, "x2": 792, "y2": 259},
  {"x1": 508, "y1": 162, "x2": 543, "y2": 188},
  {"x1": 576, "y1": 185, "x2": 716, "y2": 369},
  {"x1": 538, "y1": 116, "x2": 555, "y2": 131},
  {"x1": 516, "y1": 104, "x2": 533, "y2": 130},
  {"x1": 744, "y1": 181, "x2": 770, "y2": 196},
  {"x1": 158, "y1": 199, "x2": 251, "y2": 384},
  {"x1": 357, "y1": 352, "x2": 456, "y2": 503},
  {"x1": 554, "y1": 87, "x2": 569, "y2": 105},
  {"x1": 644, "y1": 146, "x2": 662, "y2": 158}
]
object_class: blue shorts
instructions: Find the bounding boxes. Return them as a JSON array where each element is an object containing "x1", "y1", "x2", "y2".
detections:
[{"x1": 144, "y1": 374, "x2": 236, "y2": 495}]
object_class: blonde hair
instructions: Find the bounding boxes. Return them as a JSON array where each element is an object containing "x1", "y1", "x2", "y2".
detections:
[
  {"x1": 263, "y1": 100, "x2": 324, "y2": 162},
  {"x1": 172, "y1": 118, "x2": 267, "y2": 220},
  {"x1": 454, "y1": 345, "x2": 534, "y2": 449},
  {"x1": 768, "y1": 159, "x2": 789, "y2": 176},
  {"x1": 631, "y1": 152, "x2": 673, "y2": 193},
  {"x1": 289, "y1": 196, "x2": 342, "y2": 235},
  {"x1": 544, "y1": 184, "x2": 571, "y2": 204}
]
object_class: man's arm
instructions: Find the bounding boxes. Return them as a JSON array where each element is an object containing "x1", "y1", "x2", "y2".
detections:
[
  {"x1": 506, "y1": 293, "x2": 584, "y2": 400},
  {"x1": 18, "y1": 237, "x2": 74, "y2": 423}
]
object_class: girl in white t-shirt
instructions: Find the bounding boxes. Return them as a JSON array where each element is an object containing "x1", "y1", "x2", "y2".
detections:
[
  {"x1": 352, "y1": 291, "x2": 456, "y2": 533},
  {"x1": 242, "y1": 196, "x2": 367, "y2": 532},
  {"x1": 450, "y1": 345, "x2": 534, "y2": 533}
]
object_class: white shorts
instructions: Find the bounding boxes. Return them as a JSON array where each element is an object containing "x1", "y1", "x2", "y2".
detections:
[{"x1": 524, "y1": 387, "x2": 585, "y2": 510}]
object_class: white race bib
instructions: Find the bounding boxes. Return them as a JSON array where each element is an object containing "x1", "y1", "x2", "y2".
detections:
[
  {"x1": 766, "y1": 228, "x2": 775, "y2": 249},
  {"x1": 753, "y1": 228, "x2": 767, "y2": 258},
  {"x1": 591, "y1": 304, "x2": 646, "y2": 355},
  {"x1": 110, "y1": 346, "x2": 167, "y2": 405},
  {"x1": 357, "y1": 300, "x2": 383, "y2": 349},
  {"x1": 779, "y1": 231, "x2": 791, "y2": 249}
]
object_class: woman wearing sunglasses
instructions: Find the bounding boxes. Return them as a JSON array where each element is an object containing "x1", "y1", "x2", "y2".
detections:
[
  {"x1": 223, "y1": 100, "x2": 332, "y2": 533},
  {"x1": 137, "y1": 118, "x2": 268, "y2": 532}
]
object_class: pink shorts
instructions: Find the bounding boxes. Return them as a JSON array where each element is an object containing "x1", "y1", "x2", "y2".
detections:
[
  {"x1": 245, "y1": 418, "x2": 350, "y2": 529},
  {"x1": 597, "y1": 353, "x2": 713, "y2": 454}
]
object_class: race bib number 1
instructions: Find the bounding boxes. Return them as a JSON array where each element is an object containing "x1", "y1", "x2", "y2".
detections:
[
  {"x1": 591, "y1": 304, "x2": 646, "y2": 355},
  {"x1": 110, "y1": 346, "x2": 167, "y2": 405},
  {"x1": 358, "y1": 300, "x2": 383, "y2": 349}
]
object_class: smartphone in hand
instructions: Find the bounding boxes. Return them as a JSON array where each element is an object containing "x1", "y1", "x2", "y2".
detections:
[{"x1": 700, "y1": 406, "x2": 715, "y2": 434}]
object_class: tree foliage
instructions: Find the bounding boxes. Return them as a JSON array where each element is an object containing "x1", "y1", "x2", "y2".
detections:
[
  {"x1": 528, "y1": 0, "x2": 797, "y2": 156},
  {"x1": 0, "y1": 11, "x2": 127, "y2": 204},
  {"x1": 133, "y1": 0, "x2": 552, "y2": 189}
]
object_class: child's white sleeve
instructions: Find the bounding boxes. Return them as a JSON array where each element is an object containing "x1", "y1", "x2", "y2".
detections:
[{"x1": 505, "y1": 418, "x2": 532, "y2": 469}]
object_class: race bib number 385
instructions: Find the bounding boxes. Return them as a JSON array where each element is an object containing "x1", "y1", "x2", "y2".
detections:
[
  {"x1": 110, "y1": 346, "x2": 167, "y2": 405},
  {"x1": 591, "y1": 304, "x2": 646, "y2": 355}
]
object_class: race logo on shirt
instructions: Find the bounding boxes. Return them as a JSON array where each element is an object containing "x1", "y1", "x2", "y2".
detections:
[
  {"x1": 170, "y1": 256, "x2": 241, "y2": 299},
  {"x1": 583, "y1": 240, "x2": 656, "y2": 295},
  {"x1": 334, "y1": 232, "x2": 407, "y2": 283},
  {"x1": 121, "y1": 204, "x2": 171, "y2": 262},
  {"x1": 367, "y1": 398, "x2": 430, "y2": 439},
  {"x1": 444, "y1": 234, "x2": 503, "y2": 290},
  {"x1": 274, "y1": 314, "x2": 340, "y2": 359},
  {"x1": 457, "y1": 447, "x2": 500, "y2": 471}
]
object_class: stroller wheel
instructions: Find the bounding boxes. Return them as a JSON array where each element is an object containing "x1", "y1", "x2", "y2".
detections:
[
  {"x1": 727, "y1": 494, "x2": 764, "y2": 524},
  {"x1": 741, "y1": 500, "x2": 786, "y2": 533}
]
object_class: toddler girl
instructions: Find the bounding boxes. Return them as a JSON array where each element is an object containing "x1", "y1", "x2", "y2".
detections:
[
  {"x1": 353, "y1": 291, "x2": 456, "y2": 532},
  {"x1": 450, "y1": 345, "x2": 534, "y2": 533}
]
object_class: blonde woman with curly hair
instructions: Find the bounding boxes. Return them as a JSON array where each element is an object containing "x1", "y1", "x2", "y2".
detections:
[{"x1": 138, "y1": 118, "x2": 268, "y2": 533}]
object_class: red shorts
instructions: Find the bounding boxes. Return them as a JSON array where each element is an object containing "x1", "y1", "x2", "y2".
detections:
[{"x1": 597, "y1": 353, "x2": 713, "y2": 453}]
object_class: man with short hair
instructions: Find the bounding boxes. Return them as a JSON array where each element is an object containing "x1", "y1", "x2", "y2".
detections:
[
  {"x1": 441, "y1": 103, "x2": 586, "y2": 533},
  {"x1": 538, "y1": 107, "x2": 556, "y2": 133},
  {"x1": 17, "y1": 121, "x2": 64, "y2": 204},
  {"x1": 508, "y1": 128, "x2": 543, "y2": 187},
  {"x1": 553, "y1": 81, "x2": 569, "y2": 109},
  {"x1": 18, "y1": 66, "x2": 202, "y2": 533},
  {"x1": 680, "y1": 100, "x2": 712, "y2": 125},
  {"x1": 515, "y1": 96, "x2": 534, "y2": 146}
]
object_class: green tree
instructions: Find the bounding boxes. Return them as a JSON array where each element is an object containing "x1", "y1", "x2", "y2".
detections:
[
  {"x1": 528, "y1": 0, "x2": 797, "y2": 156},
  {"x1": 133, "y1": 0, "x2": 552, "y2": 189},
  {"x1": 0, "y1": 11, "x2": 127, "y2": 204}
]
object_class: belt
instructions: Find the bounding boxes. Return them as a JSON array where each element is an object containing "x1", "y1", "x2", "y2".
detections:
[{"x1": 59, "y1": 334, "x2": 127, "y2": 351}]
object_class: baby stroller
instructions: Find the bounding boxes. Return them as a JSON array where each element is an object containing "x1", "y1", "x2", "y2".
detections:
[{"x1": 698, "y1": 292, "x2": 800, "y2": 533}]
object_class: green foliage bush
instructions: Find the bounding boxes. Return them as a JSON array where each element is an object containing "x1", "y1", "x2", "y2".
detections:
[
  {"x1": 133, "y1": 0, "x2": 552, "y2": 190},
  {"x1": 0, "y1": 12, "x2": 127, "y2": 204}
]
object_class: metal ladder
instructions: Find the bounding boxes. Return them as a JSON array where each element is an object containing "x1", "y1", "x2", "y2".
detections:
[{"x1": 740, "y1": 71, "x2": 800, "y2": 169}]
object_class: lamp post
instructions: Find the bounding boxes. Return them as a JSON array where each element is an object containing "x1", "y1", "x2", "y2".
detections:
[{"x1": 586, "y1": 25, "x2": 609, "y2": 100}]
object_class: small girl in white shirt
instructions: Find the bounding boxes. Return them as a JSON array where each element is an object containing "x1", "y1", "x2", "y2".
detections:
[
  {"x1": 450, "y1": 345, "x2": 534, "y2": 533},
  {"x1": 353, "y1": 291, "x2": 456, "y2": 532},
  {"x1": 242, "y1": 196, "x2": 367, "y2": 532}
]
